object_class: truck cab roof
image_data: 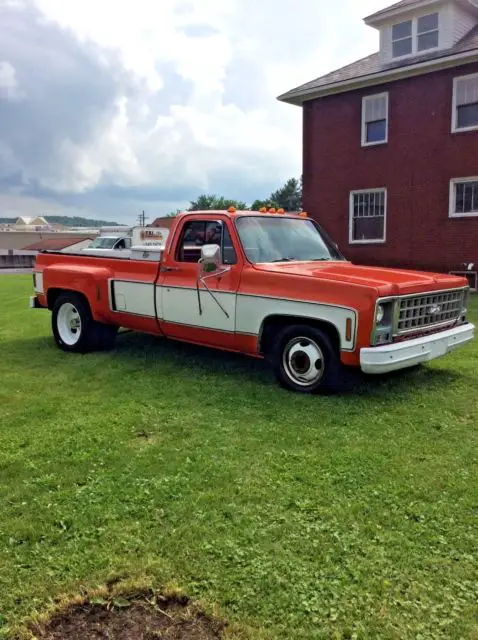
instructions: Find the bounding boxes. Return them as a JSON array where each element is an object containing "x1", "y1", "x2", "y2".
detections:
[{"x1": 170, "y1": 208, "x2": 308, "y2": 220}]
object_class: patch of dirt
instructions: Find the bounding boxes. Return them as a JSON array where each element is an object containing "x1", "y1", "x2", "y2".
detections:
[{"x1": 33, "y1": 594, "x2": 226, "y2": 640}]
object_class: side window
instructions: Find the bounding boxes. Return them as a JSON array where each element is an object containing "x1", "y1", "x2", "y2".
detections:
[
  {"x1": 176, "y1": 220, "x2": 237, "y2": 264},
  {"x1": 116, "y1": 238, "x2": 126, "y2": 249}
]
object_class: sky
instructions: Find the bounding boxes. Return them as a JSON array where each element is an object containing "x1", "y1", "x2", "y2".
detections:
[{"x1": 0, "y1": 0, "x2": 389, "y2": 223}]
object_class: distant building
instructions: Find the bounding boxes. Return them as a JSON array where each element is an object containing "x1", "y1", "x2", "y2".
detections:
[{"x1": 14, "y1": 216, "x2": 51, "y2": 230}]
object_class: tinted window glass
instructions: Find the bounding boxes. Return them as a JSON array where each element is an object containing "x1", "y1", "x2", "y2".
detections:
[
  {"x1": 457, "y1": 103, "x2": 478, "y2": 129},
  {"x1": 366, "y1": 120, "x2": 387, "y2": 143},
  {"x1": 392, "y1": 20, "x2": 412, "y2": 39}
]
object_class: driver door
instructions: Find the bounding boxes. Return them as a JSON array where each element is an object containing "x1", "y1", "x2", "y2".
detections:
[{"x1": 159, "y1": 216, "x2": 242, "y2": 348}]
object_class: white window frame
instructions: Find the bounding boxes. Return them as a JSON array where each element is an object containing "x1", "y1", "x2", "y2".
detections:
[
  {"x1": 391, "y1": 12, "x2": 440, "y2": 60},
  {"x1": 349, "y1": 188, "x2": 387, "y2": 245},
  {"x1": 451, "y1": 72, "x2": 478, "y2": 133},
  {"x1": 416, "y1": 13, "x2": 440, "y2": 53},
  {"x1": 392, "y1": 19, "x2": 413, "y2": 58},
  {"x1": 449, "y1": 177, "x2": 478, "y2": 218},
  {"x1": 361, "y1": 92, "x2": 389, "y2": 147}
]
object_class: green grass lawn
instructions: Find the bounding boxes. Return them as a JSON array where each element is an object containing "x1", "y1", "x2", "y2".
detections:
[{"x1": 1, "y1": 275, "x2": 478, "y2": 639}]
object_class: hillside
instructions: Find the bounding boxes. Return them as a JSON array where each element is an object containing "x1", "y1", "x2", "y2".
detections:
[{"x1": 0, "y1": 216, "x2": 120, "y2": 227}]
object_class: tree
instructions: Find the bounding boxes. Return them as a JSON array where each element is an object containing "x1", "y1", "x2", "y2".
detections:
[
  {"x1": 250, "y1": 199, "x2": 279, "y2": 211},
  {"x1": 167, "y1": 209, "x2": 182, "y2": 217},
  {"x1": 269, "y1": 178, "x2": 302, "y2": 212},
  {"x1": 188, "y1": 194, "x2": 247, "y2": 211}
]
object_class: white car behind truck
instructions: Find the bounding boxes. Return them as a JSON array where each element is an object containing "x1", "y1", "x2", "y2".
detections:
[{"x1": 82, "y1": 227, "x2": 134, "y2": 254}]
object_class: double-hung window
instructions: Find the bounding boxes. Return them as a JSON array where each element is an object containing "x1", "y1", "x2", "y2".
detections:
[
  {"x1": 452, "y1": 73, "x2": 478, "y2": 132},
  {"x1": 362, "y1": 93, "x2": 388, "y2": 146},
  {"x1": 417, "y1": 13, "x2": 439, "y2": 52},
  {"x1": 392, "y1": 20, "x2": 413, "y2": 58},
  {"x1": 449, "y1": 178, "x2": 478, "y2": 218},
  {"x1": 349, "y1": 189, "x2": 387, "y2": 244}
]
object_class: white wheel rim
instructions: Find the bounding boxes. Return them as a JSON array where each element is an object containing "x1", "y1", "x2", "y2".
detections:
[
  {"x1": 57, "y1": 303, "x2": 82, "y2": 346},
  {"x1": 282, "y1": 337, "x2": 325, "y2": 387}
]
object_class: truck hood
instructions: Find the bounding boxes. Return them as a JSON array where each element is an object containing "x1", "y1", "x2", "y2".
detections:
[{"x1": 254, "y1": 261, "x2": 467, "y2": 295}]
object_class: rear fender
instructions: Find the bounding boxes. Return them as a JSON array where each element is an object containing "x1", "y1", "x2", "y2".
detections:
[{"x1": 43, "y1": 264, "x2": 114, "y2": 322}]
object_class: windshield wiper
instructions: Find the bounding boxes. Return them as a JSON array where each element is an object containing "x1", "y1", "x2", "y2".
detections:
[
  {"x1": 269, "y1": 257, "x2": 296, "y2": 263},
  {"x1": 310, "y1": 257, "x2": 332, "y2": 261}
]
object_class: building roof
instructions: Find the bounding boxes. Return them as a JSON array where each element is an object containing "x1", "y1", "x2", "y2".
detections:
[
  {"x1": 366, "y1": 0, "x2": 478, "y2": 23},
  {"x1": 15, "y1": 216, "x2": 48, "y2": 226},
  {"x1": 23, "y1": 236, "x2": 94, "y2": 251},
  {"x1": 365, "y1": 0, "x2": 434, "y2": 22},
  {"x1": 278, "y1": 25, "x2": 478, "y2": 104}
]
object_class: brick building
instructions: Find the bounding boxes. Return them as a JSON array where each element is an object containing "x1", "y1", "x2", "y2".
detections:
[{"x1": 279, "y1": 0, "x2": 478, "y2": 287}]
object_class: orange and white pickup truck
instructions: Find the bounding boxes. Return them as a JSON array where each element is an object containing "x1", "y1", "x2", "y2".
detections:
[{"x1": 30, "y1": 208, "x2": 474, "y2": 393}]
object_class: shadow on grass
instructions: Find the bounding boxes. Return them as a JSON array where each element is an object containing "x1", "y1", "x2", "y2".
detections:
[{"x1": 4, "y1": 329, "x2": 465, "y2": 401}]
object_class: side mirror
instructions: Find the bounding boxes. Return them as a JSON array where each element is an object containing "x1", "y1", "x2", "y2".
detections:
[{"x1": 200, "y1": 244, "x2": 222, "y2": 272}]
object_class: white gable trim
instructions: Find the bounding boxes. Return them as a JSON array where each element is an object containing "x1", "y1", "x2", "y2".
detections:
[
  {"x1": 365, "y1": 0, "x2": 478, "y2": 27},
  {"x1": 365, "y1": 0, "x2": 442, "y2": 27}
]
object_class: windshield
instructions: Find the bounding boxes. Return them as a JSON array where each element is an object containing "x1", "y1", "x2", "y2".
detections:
[
  {"x1": 88, "y1": 237, "x2": 120, "y2": 249},
  {"x1": 235, "y1": 216, "x2": 343, "y2": 264}
]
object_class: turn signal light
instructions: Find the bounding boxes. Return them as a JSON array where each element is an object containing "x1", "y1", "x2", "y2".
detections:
[
  {"x1": 259, "y1": 207, "x2": 267, "y2": 213},
  {"x1": 299, "y1": 211, "x2": 308, "y2": 218},
  {"x1": 269, "y1": 208, "x2": 276, "y2": 213},
  {"x1": 227, "y1": 206, "x2": 236, "y2": 213},
  {"x1": 277, "y1": 208, "x2": 285, "y2": 214}
]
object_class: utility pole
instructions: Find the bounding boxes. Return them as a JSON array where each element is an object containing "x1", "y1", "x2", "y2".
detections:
[{"x1": 137, "y1": 210, "x2": 149, "y2": 227}]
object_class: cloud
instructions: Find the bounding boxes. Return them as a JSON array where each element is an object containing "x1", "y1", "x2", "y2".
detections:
[
  {"x1": 180, "y1": 24, "x2": 220, "y2": 38},
  {"x1": 0, "y1": 1, "x2": 136, "y2": 193},
  {"x1": 0, "y1": 61, "x2": 24, "y2": 100},
  {"x1": 0, "y1": 0, "x2": 387, "y2": 222}
]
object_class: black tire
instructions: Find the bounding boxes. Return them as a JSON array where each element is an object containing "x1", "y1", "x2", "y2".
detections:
[
  {"x1": 271, "y1": 324, "x2": 344, "y2": 394},
  {"x1": 52, "y1": 292, "x2": 117, "y2": 353}
]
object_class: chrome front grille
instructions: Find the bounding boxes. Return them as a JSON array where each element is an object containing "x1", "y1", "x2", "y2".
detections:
[{"x1": 397, "y1": 289, "x2": 465, "y2": 334}]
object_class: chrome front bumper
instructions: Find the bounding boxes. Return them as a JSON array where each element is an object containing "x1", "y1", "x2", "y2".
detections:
[{"x1": 360, "y1": 323, "x2": 475, "y2": 374}]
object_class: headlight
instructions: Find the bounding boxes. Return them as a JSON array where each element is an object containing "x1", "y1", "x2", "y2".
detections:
[{"x1": 371, "y1": 299, "x2": 396, "y2": 346}]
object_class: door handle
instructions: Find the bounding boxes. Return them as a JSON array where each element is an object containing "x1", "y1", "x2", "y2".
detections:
[{"x1": 161, "y1": 266, "x2": 182, "y2": 272}]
